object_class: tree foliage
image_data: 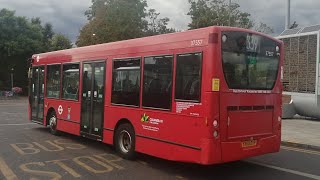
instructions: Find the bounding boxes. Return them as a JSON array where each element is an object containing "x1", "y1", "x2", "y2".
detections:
[
  {"x1": 0, "y1": 9, "x2": 71, "y2": 91},
  {"x1": 76, "y1": 0, "x2": 175, "y2": 47},
  {"x1": 187, "y1": 0, "x2": 254, "y2": 29},
  {"x1": 255, "y1": 22, "x2": 274, "y2": 35},
  {"x1": 50, "y1": 34, "x2": 73, "y2": 51},
  {"x1": 145, "y1": 9, "x2": 176, "y2": 36}
]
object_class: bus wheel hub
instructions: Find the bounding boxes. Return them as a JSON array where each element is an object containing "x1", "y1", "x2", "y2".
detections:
[
  {"x1": 50, "y1": 116, "x2": 56, "y2": 127},
  {"x1": 119, "y1": 130, "x2": 132, "y2": 153}
]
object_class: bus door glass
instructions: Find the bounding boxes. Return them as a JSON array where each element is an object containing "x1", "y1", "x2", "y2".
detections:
[
  {"x1": 81, "y1": 62, "x2": 105, "y2": 139},
  {"x1": 31, "y1": 66, "x2": 45, "y2": 123}
]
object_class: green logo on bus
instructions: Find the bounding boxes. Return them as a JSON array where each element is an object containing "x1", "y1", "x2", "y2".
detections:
[{"x1": 141, "y1": 113, "x2": 149, "y2": 123}]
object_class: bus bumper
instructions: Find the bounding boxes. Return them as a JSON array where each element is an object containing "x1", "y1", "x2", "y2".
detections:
[
  {"x1": 200, "y1": 135, "x2": 280, "y2": 165},
  {"x1": 220, "y1": 135, "x2": 281, "y2": 163}
]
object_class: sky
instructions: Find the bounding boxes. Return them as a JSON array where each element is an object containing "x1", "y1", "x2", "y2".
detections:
[{"x1": 1, "y1": 0, "x2": 320, "y2": 43}]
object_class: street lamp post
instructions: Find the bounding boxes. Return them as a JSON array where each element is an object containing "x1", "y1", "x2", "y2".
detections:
[
  {"x1": 286, "y1": 0, "x2": 291, "y2": 29},
  {"x1": 11, "y1": 68, "x2": 14, "y2": 92},
  {"x1": 92, "y1": 33, "x2": 96, "y2": 44},
  {"x1": 228, "y1": 0, "x2": 232, "y2": 26}
]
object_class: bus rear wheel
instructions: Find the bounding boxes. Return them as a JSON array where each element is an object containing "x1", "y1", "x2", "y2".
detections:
[
  {"x1": 115, "y1": 123, "x2": 136, "y2": 159},
  {"x1": 48, "y1": 111, "x2": 60, "y2": 136}
]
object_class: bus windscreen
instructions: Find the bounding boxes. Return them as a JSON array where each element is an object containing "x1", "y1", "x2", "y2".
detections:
[{"x1": 222, "y1": 31, "x2": 280, "y2": 90}]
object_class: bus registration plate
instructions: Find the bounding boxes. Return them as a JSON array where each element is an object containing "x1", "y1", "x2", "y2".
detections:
[{"x1": 241, "y1": 140, "x2": 257, "y2": 148}]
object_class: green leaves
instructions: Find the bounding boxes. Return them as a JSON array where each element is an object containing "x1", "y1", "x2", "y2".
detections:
[
  {"x1": 187, "y1": 0, "x2": 254, "y2": 29},
  {"x1": 0, "y1": 9, "x2": 72, "y2": 56},
  {"x1": 187, "y1": 0, "x2": 274, "y2": 33},
  {"x1": 0, "y1": 8, "x2": 72, "y2": 91},
  {"x1": 255, "y1": 22, "x2": 274, "y2": 35},
  {"x1": 50, "y1": 34, "x2": 73, "y2": 51},
  {"x1": 145, "y1": 9, "x2": 176, "y2": 36},
  {"x1": 77, "y1": 0, "x2": 147, "y2": 46},
  {"x1": 76, "y1": 0, "x2": 175, "y2": 47}
]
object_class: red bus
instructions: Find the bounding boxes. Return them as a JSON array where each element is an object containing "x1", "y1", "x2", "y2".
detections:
[{"x1": 28, "y1": 26, "x2": 283, "y2": 165}]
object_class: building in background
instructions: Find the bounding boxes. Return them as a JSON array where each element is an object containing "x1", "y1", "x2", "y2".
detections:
[{"x1": 277, "y1": 25, "x2": 320, "y2": 119}]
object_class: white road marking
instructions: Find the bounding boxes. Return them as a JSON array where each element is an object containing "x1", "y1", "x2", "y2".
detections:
[
  {"x1": 0, "y1": 104, "x2": 26, "y2": 106},
  {"x1": 175, "y1": 175, "x2": 187, "y2": 179},
  {"x1": 246, "y1": 160, "x2": 320, "y2": 180},
  {"x1": 0, "y1": 123, "x2": 36, "y2": 127},
  {"x1": 137, "y1": 160, "x2": 148, "y2": 166},
  {"x1": 1, "y1": 112, "x2": 19, "y2": 115},
  {"x1": 0, "y1": 157, "x2": 19, "y2": 180},
  {"x1": 281, "y1": 146, "x2": 320, "y2": 156}
]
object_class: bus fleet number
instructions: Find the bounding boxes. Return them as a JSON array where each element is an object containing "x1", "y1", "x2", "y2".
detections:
[{"x1": 191, "y1": 40, "x2": 203, "y2": 46}]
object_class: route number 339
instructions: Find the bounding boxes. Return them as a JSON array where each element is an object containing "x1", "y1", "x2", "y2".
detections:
[{"x1": 191, "y1": 39, "x2": 203, "y2": 46}]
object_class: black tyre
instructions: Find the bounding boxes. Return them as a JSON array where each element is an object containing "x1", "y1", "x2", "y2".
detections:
[
  {"x1": 48, "y1": 111, "x2": 60, "y2": 136},
  {"x1": 114, "y1": 123, "x2": 136, "y2": 159}
]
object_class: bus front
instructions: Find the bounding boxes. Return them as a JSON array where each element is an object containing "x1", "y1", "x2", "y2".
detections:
[{"x1": 218, "y1": 30, "x2": 283, "y2": 163}]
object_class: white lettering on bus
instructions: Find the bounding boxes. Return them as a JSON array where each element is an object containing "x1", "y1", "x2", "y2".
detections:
[
  {"x1": 266, "y1": 51, "x2": 274, "y2": 57},
  {"x1": 246, "y1": 35, "x2": 259, "y2": 52},
  {"x1": 142, "y1": 125, "x2": 159, "y2": 132},
  {"x1": 176, "y1": 102, "x2": 202, "y2": 113},
  {"x1": 232, "y1": 89, "x2": 272, "y2": 94},
  {"x1": 191, "y1": 40, "x2": 203, "y2": 46},
  {"x1": 149, "y1": 118, "x2": 164, "y2": 125}
]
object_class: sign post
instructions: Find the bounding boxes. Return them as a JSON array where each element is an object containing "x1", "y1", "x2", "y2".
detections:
[{"x1": 11, "y1": 68, "x2": 14, "y2": 93}]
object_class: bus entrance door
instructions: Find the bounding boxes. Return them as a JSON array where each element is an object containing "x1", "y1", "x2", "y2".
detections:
[
  {"x1": 30, "y1": 66, "x2": 45, "y2": 124},
  {"x1": 81, "y1": 62, "x2": 106, "y2": 140}
]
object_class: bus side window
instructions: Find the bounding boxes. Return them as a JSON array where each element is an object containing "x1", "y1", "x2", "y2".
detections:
[
  {"x1": 175, "y1": 53, "x2": 202, "y2": 102},
  {"x1": 46, "y1": 64, "x2": 61, "y2": 99},
  {"x1": 112, "y1": 58, "x2": 141, "y2": 107},
  {"x1": 62, "y1": 63, "x2": 80, "y2": 100},
  {"x1": 142, "y1": 55, "x2": 173, "y2": 110}
]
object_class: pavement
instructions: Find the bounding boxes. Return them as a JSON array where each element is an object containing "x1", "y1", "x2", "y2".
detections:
[{"x1": 281, "y1": 118, "x2": 320, "y2": 151}]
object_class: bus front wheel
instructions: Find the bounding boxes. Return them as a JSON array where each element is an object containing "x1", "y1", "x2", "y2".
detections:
[
  {"x1": 48, "y1": 111, "x2": 60, "y2": 136},
  {"x1": 115, "y1": 123, "x2": 136, "y2": 159}
]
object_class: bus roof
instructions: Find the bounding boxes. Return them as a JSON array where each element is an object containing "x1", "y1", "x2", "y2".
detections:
[{"x1": 32, "y1": 26, "x2": 281, "y2": 65}]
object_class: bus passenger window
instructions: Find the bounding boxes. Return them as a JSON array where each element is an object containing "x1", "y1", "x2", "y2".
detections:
[
  {"x1": 46, "y1": 64, "x2": 61, "y2": 98},
  {"x1": 112, "y1": 58, "x2": 141, "y2": 106},
  {"x1": 62, "y1": 63, "x2": 80, "y2": 100},
  {"x1": 143, "y1": 55, "x2": 173, "y2": 110},
  {"x1": 175, "y1": 53, "x2": 202, "y2": 102}
]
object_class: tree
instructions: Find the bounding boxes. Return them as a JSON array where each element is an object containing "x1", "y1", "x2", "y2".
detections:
[
  {"x1": 77, "y1": 0, "x2": 110, "y2": 46},
  {"x1": 187, "y1": 0, "x2": 254, "y2": 29},
  {"x1": 0, "y1": 8, "x2": 72, "y2": 92},
  {"x1": 42, "y1": 23, "x2": 55, "y2": 50},
  {"x1": 145, "y1": 9, "x2": 176, "y2": 36},
  {"x1": 85, "y1": 0, "x2": 108, "y2": 21},
  {"x1": 255, "y1": 22, "x2": 274, "y2": 35},
  {"x1": 77, "y1": 0, "x2": 175, "y2": 47},
  {"x1": 0, "y1": 9, "x2": 44, "y2": 91},
  {"x1": 77, "y1": 0, "x2": 147, "y2": 46},
  {"x1": 50, "y1": 34, "x2": 73, "y2": 51}
]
